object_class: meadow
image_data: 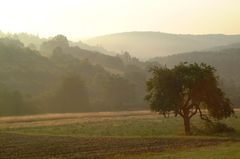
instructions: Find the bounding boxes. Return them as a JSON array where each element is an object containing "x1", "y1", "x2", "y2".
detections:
[{"x1": 0, "y1": 111, "x2": 240, "y2": 159}]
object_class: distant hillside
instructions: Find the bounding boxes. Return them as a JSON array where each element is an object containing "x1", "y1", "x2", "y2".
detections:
[
  {"x1": 151, "y1": 48, "x2": 240, "y2": 105},
  {"x1": 0, "y1": 37, "x2": 149, "y2": 115},
  {"x1": 85, "y1": 32, "x2": 240, "y2": 59},
  {"x1": 0, "y1": 32, "x2": 46, "y2": 49},
  {"x1": 39, "y1": 35, "x2": 126, "y2": 71},
  {"x1": 0, "y1": 38, "x2": 60, "y2": 94},
  {"x1": 206, "y1": 42, "x2": 240, "y2": 52},
  {"x1": 0, "y1": 31, "x2": 114, "y2": 55},
  {"x1": 151, "y1": 48, "x2": 240, "y2": 83},
  {"x1": 71, "y1": 41, "x2": 117, "y2": 56}
]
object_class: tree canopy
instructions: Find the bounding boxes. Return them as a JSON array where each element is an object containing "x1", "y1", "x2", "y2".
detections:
[
  {"x1": 52, "y1": 75, "x2": 91, "y2": 112},
  {"x1": 0, "y1": 35, "x2": 239, "y2": 116},
  {"x1": 145, "y1": 63, "x2": 234, "y2": 135}
]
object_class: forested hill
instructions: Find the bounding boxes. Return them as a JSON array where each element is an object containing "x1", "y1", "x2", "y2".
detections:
[
  {"x1": 0, "y1": 36, "x2": 149, "y2": 116},
  {"x1": 0, "y1": 31, "x2": 114, "y2": 56},
  {"x1": 151, "y1": 48, "x2": 240, "y2": 105},
  {"x1": 0, "y1": 33, "x2": 240, "y2": 116},
  {"x1": 39, "y1": 35, "x2": 125, "y2": 72},
  {"x1": 85, "y1": 32, "x2": 240, "y2": 59}
]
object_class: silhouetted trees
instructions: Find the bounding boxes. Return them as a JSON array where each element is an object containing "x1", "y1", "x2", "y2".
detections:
[
  {"x1": 40, "y1": 35, "x2": 69, "y2": 56},
  {"x1": 151, "y1": 49, "x2": 240, "y2": 106},
  {"x1": 145, "y1": 63, "x2": 234, "y2": 135},
  {"x1": 0, "y1": 35, "x2": 239, "y2": 116}
]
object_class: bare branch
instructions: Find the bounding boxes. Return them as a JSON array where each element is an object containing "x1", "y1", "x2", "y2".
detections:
[
  {"x1": 189, "y1": 107, "x2": 198, "y2": 118},
  {"x1": 178, "y1": 109, "x2": 184, "y2": 117},
  {"x1": 198, "y1": 107, "x2": 212, "y2": 122}
]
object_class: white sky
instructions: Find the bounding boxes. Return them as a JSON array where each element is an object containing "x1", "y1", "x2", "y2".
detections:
[{"x1": 0, "y1": 0, "x2": 240, "y2": 40}]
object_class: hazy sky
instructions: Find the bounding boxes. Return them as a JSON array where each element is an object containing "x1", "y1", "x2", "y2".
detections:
[{"x1": 1, "y1": 0, "x2": 240, "y2": 40}]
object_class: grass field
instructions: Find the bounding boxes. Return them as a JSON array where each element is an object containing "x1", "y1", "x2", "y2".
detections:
[{"x1": 0, "y1": 111, "x2": 240, "y2": 158}]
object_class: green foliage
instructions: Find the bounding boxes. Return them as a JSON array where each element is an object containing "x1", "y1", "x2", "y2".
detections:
[
  {"x1": 40, "y1": 35, "x2": 69, "y2": 56},
  {"x1": 124, "y1": 65, "x2": 148, "y2": 106},
  {"x1": 90, "y1": 73, "x2": 136, "y2": 110},
  {"x1": 41, "y1": 35, "x2": 125, "y2": 70},
  {"x1": 0, "y1": 38, "x2": 24, "y2": 48},
  {"x1": 152, "y1": 49, "x2": 240, "y2": 106},
  {"x1": 145, "y1": 63, "x2": 234, "y2": 134},
  {"x1": 52, "y1": 75, "x2": 90, "y2": 112},
  {"x1": 193, "y1": 121, "x2": 235, "y2": 135},
  {"x1": 0, "y1": 38, "x2": 59, "y2": 95},
  {"x1": 0, "y1": 32, "x2": 46, "y2": 49},
  {"x1": 0, "y1": 37, "x2": 146, "y2": 114},
  {"x1": 0, "y1": 84, "x2": 32, "y2": 116},
  {"x1": 0, "y1": 34, "x2": 238, "y2": 117}
]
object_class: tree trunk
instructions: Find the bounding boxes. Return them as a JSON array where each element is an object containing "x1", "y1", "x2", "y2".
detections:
[{"x1": 183, "y1": 116, "x2": 191, "y2": 135}]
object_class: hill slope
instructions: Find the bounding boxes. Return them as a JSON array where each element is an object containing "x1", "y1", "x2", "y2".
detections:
[
  {"x1": 85, "y1": 32, "x2": 240, "y2": 59},
  {"x1": 151, "y1": 48, "x2": 240, "y2": 105}
]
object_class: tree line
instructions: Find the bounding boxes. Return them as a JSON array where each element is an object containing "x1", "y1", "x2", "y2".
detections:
[
  {"x1": 0, "y1": 36, "x2": 149, "y2": 116},
  {"x1": 0, "y1": 34, "x2": 238, "y2": 117}
]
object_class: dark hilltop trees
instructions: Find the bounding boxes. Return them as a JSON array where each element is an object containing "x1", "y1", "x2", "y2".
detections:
[{"x1": 145, "y1": 63, "x2": 234, "y2": 135}]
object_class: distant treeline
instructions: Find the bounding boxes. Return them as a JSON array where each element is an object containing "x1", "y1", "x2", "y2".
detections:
[
  {"x1": 0, "y1": 33, "x2": 239, "y2": 116},
  {"x1": 0, "y1": 35, "x2": 155, "y2": 116}
]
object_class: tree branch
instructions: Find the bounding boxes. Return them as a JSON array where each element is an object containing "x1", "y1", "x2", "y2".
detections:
[
  {"x1": 179, "y1": 109, "x2": 184, "y2": 117},
  {"x1": 198, "y1": 107, "x2": 212, "y2": 122},
  {"x1": 189, "y1": 107, "x2": 198, "y2": 119},
  {"x1": 183, "y1": 95, "x2": 191, "y2": 108}
]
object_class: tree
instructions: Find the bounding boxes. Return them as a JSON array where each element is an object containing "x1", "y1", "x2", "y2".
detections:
[
  {"x1": 40, "y1": 34, "x2": 69, "y2": 56},
  {"x1": 0, "y1": 84, "x2": 29, "y2": 116},
  {"x1": 90, "y1": 73, "x2": 136, "y2": 111},
  {"x1": 145, "y1": 63, "x2": 234, "y2": 135},
  {"x1": 53, "y1": 75, "x2": 90, "y2": 112}
]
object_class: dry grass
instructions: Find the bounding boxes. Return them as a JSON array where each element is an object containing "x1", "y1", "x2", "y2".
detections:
[{"x1": 0, "y1": 111, "x2": 154, "y2": 129}]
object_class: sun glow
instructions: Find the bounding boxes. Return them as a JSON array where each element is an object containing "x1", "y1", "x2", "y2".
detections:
[{"x1": 0, "y1": 0, "x2": 240, "y2": 40}]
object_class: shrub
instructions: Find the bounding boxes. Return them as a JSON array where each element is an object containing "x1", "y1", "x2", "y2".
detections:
[{"x1": 192, "y1": 121, "x2": 235, "y2": 135}]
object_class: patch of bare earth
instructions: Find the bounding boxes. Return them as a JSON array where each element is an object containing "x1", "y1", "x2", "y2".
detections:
[{"x1": 0, "y1": 133, "x2": 238, "y2": 159}]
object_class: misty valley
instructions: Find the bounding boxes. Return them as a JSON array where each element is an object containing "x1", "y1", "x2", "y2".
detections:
[
  {"x1": 1, "y1": 1, "x2": 240, "y2": 157},
  {"x1": 0, "y1": 33, "x2": 239, "y2": 116}
]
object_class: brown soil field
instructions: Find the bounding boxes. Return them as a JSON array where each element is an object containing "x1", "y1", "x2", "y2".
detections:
[
  {"x1": 1, "y1": 110, "x2": 240, "y2": 158},
  {"x1": 0, "y1": 133, "x2": 237, "y2": 159}
]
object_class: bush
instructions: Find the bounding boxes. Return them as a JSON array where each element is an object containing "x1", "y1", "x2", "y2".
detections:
[{"x1": 192, "y1": 121, "x2": 235, "y2": 135}]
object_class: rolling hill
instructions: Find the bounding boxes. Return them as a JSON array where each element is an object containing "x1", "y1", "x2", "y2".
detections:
[
  {"x1": 151, "y1": 48, "x2": 240, "y2": 105},
  {"x1": 85, "y1": 32, "x2": 240, "y2": 59}
]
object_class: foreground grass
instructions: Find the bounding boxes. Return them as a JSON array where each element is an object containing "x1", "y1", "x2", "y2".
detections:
[
  {"x1": 2, "y1": 116, "x2": 183, "y2": 137},
  {"x1": 1, "y1": 133, "x2": 235, "y2": 159},
  {"x1": 111, "y1": 142, "x2": 240, "y2": 159},
  {"x1": 0, "y1": 111, "x2": 240, "y2": 159},
  {"x1": 1, "y1": 112, "x2": 239, "y2": 138}
]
